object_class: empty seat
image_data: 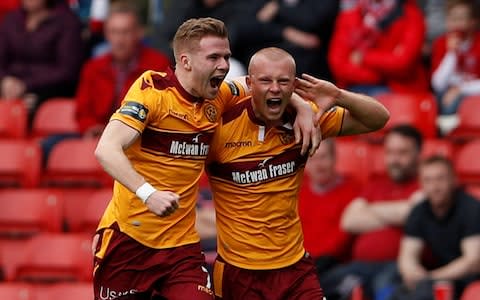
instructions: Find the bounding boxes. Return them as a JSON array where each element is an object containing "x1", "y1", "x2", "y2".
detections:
[
  {"x1": 36, "y1": 282, "x2": 93, "y2": 300},
  {"x1": 0, "y1": 282, "x2": 35, "y2": 300},
  {"x1": 0, "y1": 239, "x2": 29, "y2": 281},
  {"x1": 68, "y1": 188, "x2": 111, "y2": 234},
  {"x1": 0, "y1": 189, "x2": 63, "y2": 237},
  {"x1": 0, "y1": 140, "x2": 42, "y2": 188},
  {"x1": 421, "y1": 139, "x2": 455, "y2": 160},
  {"x1": 41, "y1": 138, "x2": 111, "y2": 187},
  {"x1": 364, "y1": 92, "x2": 438, "y2": 142},
  {"x1": 13, "y1": 233, "x2": 93, "y2": 283},
  {"x1": 32, "y1": 98, "x2": 79, "y2": 138},
  {"x1": 448, "y1": 95, "x2": 480, "y2": 142},
  {"x1": 455, "y1": 140, "x2": 480, "y2": 186},
  {"x1": 0, "y1": 100, "x2": 28, "y2": 139},
  {"x1": 461, "y1": 280, "x2": 480, "y2": 300},
  {"x1": 335, "y1": 139, "x2": 371, "y2": 184}
]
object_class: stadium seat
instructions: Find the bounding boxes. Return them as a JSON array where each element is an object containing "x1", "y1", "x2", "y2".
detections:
[
  {"x1": 0, "y1": 239, "x2": 28, "y2": 281},
  {"x1": 421, "y1": 139, "x2": 455, "y2": 160},
  {"x1": 455, "y1": 140, "x2": 480, "y2": 186},
  {"x1": 62, "y1": 188, "x2": 99, "y2": 232},
  {"x1": 335, "y1": 139, "x2": 371, "y2": 184},
  {"x1": 0, "y1": 189, "x2": 64, "y2": 237},
  {"x1": 0, "y1": 282, "x2": 35, "y2": 300},
  {"x1": 13, "y1": 233, "x2": 93, "y2": 282},
  {"x1": 0, "y1": 100, "x2": 28, "y2": 139},
  {"x1": 0, "y1": 140, "x2": 42, "y2": 188},
  {"x1": 448, "y1": 95, "x2": 480, "y2": 142},
  {"x1": 368, "y1": 144, "x2": 388, "y2": 180},
  {"x1": 36, "y1": 282, "x2": 93, "y2": 300},
  {"x1": 32, "y1": 98, "x2": 79, "y2": 138},
  {"x1": 466, "y1": 185, "x2": 480, "y2": 200},
  {"x1": 363, "y1": 92, "x2": 438, "y2": 142},
  {"x1": 461, "y1": 280, "x2": 480, "y2": 300},
  {"x1": 68, "y1": 188, "x2": 111, "y2": 234},
  {"x1": 41, "y1": 138, "x2": 111, "y2": 187}
]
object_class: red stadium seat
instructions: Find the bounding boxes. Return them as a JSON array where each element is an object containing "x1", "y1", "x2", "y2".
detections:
[
  {"x1": 62, "y1": 188, "x2": 99, "y2": 232},
  {"x1": 68, "y1": 188, "x2": 111, "y2": 234},
  {"x1": 0, "y1": 189, "x2": 64, "y2": 237},
  {"x1": 455, "y1": 140, "x2": 480, "y2": 186},
  {"x1": 13, "y1": 233, "x2": 93, "y2": 282},
  {"x1": 466, "y1": 185, "x2": 480, "y2": 200},
  {"x1": 32, "y1": 98, "x2": 79, "y2": 138},
  {"x1": 0, "y1": 283, "x2": 35, "y2": 300},
  {"x1": 41, "y1": 138, "x2": 111, "y2": 187},
  {"x1": 368, "y1": 144, "x2": 388, "y2": 180},
  {"x1": 363, "y1": 92, "x2": 438, "y2": 142},
  {"x1": 0, "y1": 100, "x2": 28, "y2": 139},
  {"x1": 421, "y1": 139, "x2": 455, "y2": 160},
  {"x1": 0, "y1": 239, "x2": 29, "y2": 281},
  {"x1": 461, "y1": 280, "x2": 480, "y2": 300},
  {"x1": 448, "y1": 95, "x2": 480, "y2": 142},
  {"x1": 36, "y1": 282, "x2": 93, "y2": 300},
  {"x1": 335, "y1": 139, "x2": 371, "y2": 184},
  {"x1": 0, "y1": 140, "x2": 42, "y2": 188}
]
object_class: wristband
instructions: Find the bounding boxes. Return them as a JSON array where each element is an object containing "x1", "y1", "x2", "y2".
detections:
[{"x1": 135, "y1": 182, "x2": 156, "y2": 203}]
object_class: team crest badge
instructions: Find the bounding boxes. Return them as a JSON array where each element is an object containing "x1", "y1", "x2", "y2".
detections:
[
  {"x1": 204, "y1": 104, "x2": 218, "y2": 122},
  {"x1": 279, "y1": 132, "x2": 294, "y2": 145}
]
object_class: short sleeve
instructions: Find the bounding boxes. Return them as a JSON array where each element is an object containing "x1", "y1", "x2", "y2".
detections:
[
  {"x1": 404, "y1": 203, "x2": 424, "y2": 238},
  {"x1": 215, "y1": 79, "x2": 248, "y2": 115},
  {"x1": 110, "y1": 71, "x2": 159, "y2": 133},
  {"x1": 461, "y1": 196, "x2": 480, "y2": 238},
  {"x1": 318, "y1": 106, "x2": 345, "y2": 138}
]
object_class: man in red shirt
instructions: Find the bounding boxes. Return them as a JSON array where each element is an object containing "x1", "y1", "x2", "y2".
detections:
[
  {"x1": 320, "y1": 125, "x2": 425, "y2": 300},
  {"x1": 76, "y1": 1, "x2": 171, "y2": 137},
  {"x1": 299, "y1": 138, "x2": 360, "y2": 274}
]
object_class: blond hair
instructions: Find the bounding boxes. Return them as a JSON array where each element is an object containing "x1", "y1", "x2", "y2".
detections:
[{"x1": 172, "y1": 17, "x2": 228, "y2": 62}]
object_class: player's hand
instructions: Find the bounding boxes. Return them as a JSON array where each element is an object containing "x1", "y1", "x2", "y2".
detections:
[
  {"x1": 295, "y1": 74, "x2": 340, "y2": 122},
  {"x1": 293, "y1": 98, "x2": 322, "y2": 157},
  {"x1": 145, "y1": 191, "x2": 180, "y2": 217}
]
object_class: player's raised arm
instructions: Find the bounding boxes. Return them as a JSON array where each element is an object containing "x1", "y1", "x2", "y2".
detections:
[{"x1": 295, "y1": 73, "x2": 390, "y2": 136}]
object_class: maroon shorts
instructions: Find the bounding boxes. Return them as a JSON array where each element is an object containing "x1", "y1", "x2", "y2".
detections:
[
  {"x1": 213, "y1": 253, "x2": 324, "y2": 300},
  {"x1": 93, "y1": 226, "x2": 214, "y2": 300}
]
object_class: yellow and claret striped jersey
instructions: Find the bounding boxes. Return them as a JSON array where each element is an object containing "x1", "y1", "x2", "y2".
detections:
[
  {"x1": 97, "y1": 68, "x2": 246, "y2": 249},
  {"x1": 206, "y1": 99, "x2": 345, "y2": 269}
]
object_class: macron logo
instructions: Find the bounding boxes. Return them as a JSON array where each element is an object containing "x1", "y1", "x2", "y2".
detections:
[{"x1": 224, "y1": 141, "x2": 253, "y2": 148}]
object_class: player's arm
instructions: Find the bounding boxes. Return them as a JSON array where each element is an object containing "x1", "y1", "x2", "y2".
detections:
[
  {"x1": 95, "y1": 120, "x2": 179, "y2": 217},
  {"x1": 295, "y1": 73, "x2": 390, "y2": 136}
]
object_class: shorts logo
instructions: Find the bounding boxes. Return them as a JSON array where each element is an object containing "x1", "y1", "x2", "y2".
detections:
[
  {"x1": 119, "y1": 101, "x2": 149, "y2": 122},
  {"x1": 204, "y1": 103, "x2": 218, "y2": 123},
  {"x1": 279, "y1": 132, "x2": 294, "y2": 145},
  {"x1": 99, "y1": 286, "x2": 138, "y2": 300}
]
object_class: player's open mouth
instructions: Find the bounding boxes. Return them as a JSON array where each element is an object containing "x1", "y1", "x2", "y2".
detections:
[
  {"x1": 266, "y1": 98, "x2": 282, "y2": 109},
  {"x1": 210, "y1": 75, "x2": 225, "y2": 88}
]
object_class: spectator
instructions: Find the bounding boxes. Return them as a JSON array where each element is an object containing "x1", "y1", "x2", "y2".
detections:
[
  {"x1": 75, "y1": 1, "x2": 170, "y2": 137},
  {"x1": 329, "y1": 0, "x2": 428, "y2": 96},
  {"x1": 320, "y1": 125, "x2": 425, "y2": 300},
  {"x1": 0, "y1": 0, "x2": 84, "y2": 115},
  {"x1": 380, "y1": 156, "x2": 480, "y2": 300},
  {"x1": 228, "y1": 0, "x2": 339, "y2": 79},
  {"x1": 153, "y1": 0, "x2": 247, "y2": 78},
  {"x1": 299, "y1": 138, "x2": 360, "y2": 274},
  {"x1": 40, "y1": 1, "x2": 170, "y2": 164},
  {"x1": 431, "y1": 0, "x2": 480, "y2": 115}
]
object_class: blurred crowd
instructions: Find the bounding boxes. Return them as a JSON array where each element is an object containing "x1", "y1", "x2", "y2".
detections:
[{"x1": 1, "y1": 0, "x2": 480, "y2": 299}]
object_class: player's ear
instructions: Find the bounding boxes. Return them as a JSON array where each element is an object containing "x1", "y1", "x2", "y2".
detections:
[
  {"x1": 245, "y1": 75, "x2": 252, "y2": 89},
  {"x1": 180, "y1": 55, "x2": 191, "y2": 71}
]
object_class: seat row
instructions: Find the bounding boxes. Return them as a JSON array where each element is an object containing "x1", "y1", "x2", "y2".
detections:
[
  {"x1": 2, "y1": 93, "x2": 480, "y2": 141},
  {"x1": 0, "y1": 233, "x2": 93, "y2": 282},
  {"x1": 0, "y1": 282, "x2": 92, "y2": 300},
  {"x1": 0, "y1": 188, "x2": 111, "y2": 235}
]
